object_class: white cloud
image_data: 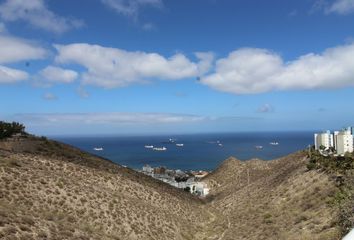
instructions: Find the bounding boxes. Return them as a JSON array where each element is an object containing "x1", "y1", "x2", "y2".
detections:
[
  {"x1": 0, "y1": 65, "x2": 28, "y2": 83},
  {"x1": 42, "y1": 92, "x2": 57, "y2": 100},
  {"x1": 0, "y1": 0, "x2": 83, "y2": 33},
  {"x1": 0, "y1": 33, "x2": 46, "y2": 84},
  {"x1": 0, "y1": 35, "x2": 47, "y2": 64},
  {"x1": 39, "y1": 66, "x2": 78, "y2": 84},
  {"x1": 12, "y1": 112, "x2": 206, "y2": 126},
  {"x1": 312, "y1": 0, "x2": 354, "y2": 15},
  {"x1": 101, "y1": 0, "x2": 162, "y2": 17},
  {"x1": 201, "y1": 43, "x2": 354, "y2": 94},
  {"x1": 54, "y1": 43, "x2": 210, "y2": 88},
  {"x1": 326, "y1": 0, "x2": 354, "y2": 14}
]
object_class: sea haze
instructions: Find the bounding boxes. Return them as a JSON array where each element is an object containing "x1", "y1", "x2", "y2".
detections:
[{"x1": 53, "y1": 132, "x2": 313, "y2": 171}]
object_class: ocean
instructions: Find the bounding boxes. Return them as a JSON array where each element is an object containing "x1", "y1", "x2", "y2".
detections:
[{"x1": 53, "y1": 132, "x2": 313, "y2": 171}]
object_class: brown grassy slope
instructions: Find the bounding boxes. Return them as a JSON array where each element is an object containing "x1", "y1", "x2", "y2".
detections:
[
  {"x1": 0, "y1": 137, "x2": 346, "y2": 240},
  {"x1": 203, "y1": 151, "x2": 342, "y2": 240},
  {"x1": 0, "y1": 138, "x2": 218, "y2": 240}
]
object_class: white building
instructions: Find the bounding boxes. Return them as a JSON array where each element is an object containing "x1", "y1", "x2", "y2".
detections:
[
  {"x1": 334, "y1": 128, "x2": 354, "y2": 156},
  {"x1": 142, "y1": 165, "x2": 154, "y2": 174},
  {"x1": 343, "y1": 228, "x2": 354, "y2": 240},
  {"x1": 188, "y1": 182, "x2": 209, "y2": 197},
  {"x1": 314, "y1": 127, "x2": 354, "y2": 156},
  {"x1": 314, "y1": 130, "x2": 334, "y2": 150}
]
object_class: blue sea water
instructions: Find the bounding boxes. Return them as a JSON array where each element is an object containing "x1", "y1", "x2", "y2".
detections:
[{"x1": 53, "y1": 132, "x2": 313, "y2": 171}]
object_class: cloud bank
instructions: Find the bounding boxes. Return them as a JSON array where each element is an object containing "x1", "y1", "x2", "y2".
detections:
[
  {"x1": 0, "y1": 0, "x2": 83, "y2": 33},
  {"x1": 201, "y1": 43, "x2": 354, "y2": 94},
  {"x1": 54, "y1": 43, "x2": 213, "y2": 88},
  {"x1": 12, "y1": 112, "x2": 206, "y2": 126}
]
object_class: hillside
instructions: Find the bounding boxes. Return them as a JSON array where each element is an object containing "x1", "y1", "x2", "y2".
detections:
[
  {"x1": 0, "y1": 137, "x2": 216, "y2": 240},
  {"x1": 203, "y1": 152, "x2": 343, "y2": 239},
  {"x1": 0, "y1": 136, "x2": 351, "y2": 240}
]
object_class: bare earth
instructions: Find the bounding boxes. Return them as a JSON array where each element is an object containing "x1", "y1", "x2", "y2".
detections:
[{"x1": 0, "y1": 137, "x2": 343, "y2": 239}]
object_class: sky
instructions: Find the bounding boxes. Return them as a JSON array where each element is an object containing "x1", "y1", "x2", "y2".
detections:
[{"x1": 0, "y1": 0, "x2": 354, "y2": 136}]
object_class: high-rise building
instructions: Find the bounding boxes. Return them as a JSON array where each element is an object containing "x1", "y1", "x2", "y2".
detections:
[
  {"x1": 334, "y1": 129, "x2": 354, "y2": 156},
  {"x1": 314, "y1": 130, "x2": 334, "y2": 150}
]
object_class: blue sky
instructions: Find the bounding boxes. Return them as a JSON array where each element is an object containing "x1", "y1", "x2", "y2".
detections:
[{"x1": 0, "y1": 0, "x2": 354, "y2": 135}]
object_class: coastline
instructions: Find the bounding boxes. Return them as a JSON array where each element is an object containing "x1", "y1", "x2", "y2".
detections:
[{"x1": 53, "y1": 131, "x2": 313, "y2": 171}]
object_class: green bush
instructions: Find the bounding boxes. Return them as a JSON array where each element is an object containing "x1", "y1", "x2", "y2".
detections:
[
  {"x1": 306, "y1": 160, "x2": 317, "y2": 170},
  {"x1": 0, "y1": 121, "x2": 26, "y2": 139},
  {"x1": 307, "y1": 149, "x2": 354, "y2": 173},
  {"x1": 307, "y1": 149, "x2": 354, "y2": 235}
]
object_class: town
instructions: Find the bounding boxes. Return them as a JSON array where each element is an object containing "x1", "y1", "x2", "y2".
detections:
[
  {"x1": 314, "y1": 126, "x2": 354, "y2": 156},
  {"x1": 139, "y1": 165, "x2": 210, "y2": 197}
]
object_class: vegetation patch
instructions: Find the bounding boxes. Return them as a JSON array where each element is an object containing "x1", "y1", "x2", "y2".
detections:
[
  {"x1": 0, "y1": 121, "x2": 26, "y2": 139},
  {"x1": 307, "y1": 148, "x2": 354, "y2": 236}
]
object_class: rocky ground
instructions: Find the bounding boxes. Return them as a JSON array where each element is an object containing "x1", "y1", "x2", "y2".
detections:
[{"x1": 0, "y1": 136, "x2": 350, "y2": 239}]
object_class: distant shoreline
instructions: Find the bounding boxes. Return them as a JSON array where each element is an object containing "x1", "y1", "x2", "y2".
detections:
[
  {"x1": 48, "y1": 130, "x2": 316, "y2": 138},
  {"x1": 50, "y1": 132, "x2": 312, "y2": 172}
]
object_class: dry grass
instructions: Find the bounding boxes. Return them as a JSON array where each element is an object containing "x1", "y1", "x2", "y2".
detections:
[
  {"x1": 0, "y1": 139, "x2": 211, "y2": 240},
  {"x1": 203, "y1": 152, "x2": 343, "y2": 240},
  {"x1": 0, "y1": 138, "x2": 348, "y2": 240}
]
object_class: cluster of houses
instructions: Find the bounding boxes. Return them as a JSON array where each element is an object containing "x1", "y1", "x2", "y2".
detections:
[
  {"x1": 314, "y1": 127, "x2": 354, "y2": 156},
  {"x1": 140, "y1": 165, "x2": 210, "y2": 197}
]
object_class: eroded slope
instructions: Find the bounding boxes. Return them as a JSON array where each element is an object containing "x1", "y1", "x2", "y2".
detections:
[
  {"x1": 0, "y1": 138, "x2": 214, "y2": 240},
  {"x1": 0, "y1": 138, "x2": 346, "y2": 240},
  {"x1": 203, "y1": 152, "x2": 341, "y2": 240}
]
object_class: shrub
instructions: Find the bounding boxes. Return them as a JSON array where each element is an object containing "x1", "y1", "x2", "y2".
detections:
[
  {"x1": 0, "y1": 121, "x2": 26, "y2": 139},
  {"x1": 306, "y1": 161, "x2": 317, "y2": 170},
  {"x1": 307, "y1": 150, "x2": 354, "y2": 173}
]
